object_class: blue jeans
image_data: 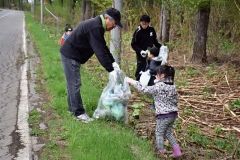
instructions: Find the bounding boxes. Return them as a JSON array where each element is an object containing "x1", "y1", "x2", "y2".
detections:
[{"x1": 61, "y1": 54, "x2": 85, "y2": 116}]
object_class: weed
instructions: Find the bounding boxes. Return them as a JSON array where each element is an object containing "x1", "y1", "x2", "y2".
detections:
[
  {"x1": 30, "y1": 128, "x2": 45, "y2": 136},
  {"x1": 214, "y1": 134, "x2": 240, "y2": 156},
  {"x1": 131, "y1": 103, "x2": 145, "y2": 118},
  {"x1": 28, "y1": 109, "x2": 44, "y2": 136},
  {"x1": 214, "y1": 125, "x2": 223, "y2": 135},
  {"x1": 230, "y1": 99, "x2": 240, "y2": 110},
  {"x1": 220, "y1": 39, "x2": 236, "y2": 55},
  {"x1": 182, "y1": 106, "x2": 193, "y2": 116},
  {"x1": 187, "y1": 124, "x2": 211, "y2": 147},
  {"x1": 175, "y1": 70, "x2": 189, "y2": 87},
  {"x1": 206, "y1": 64, "x2": 218, "y2": 78},
  {"x1": 176, "y1": 79, "x2": 188, "y2": 88},
  {"x1": 28, "y1": 109, "x2": 41, "y2": 125},
  {"x1": 185, "y1": 67, "x2": 200, "y2": 77},
  {"x1": 202, "y1": 85, "x2": 215, "y2": 98}
]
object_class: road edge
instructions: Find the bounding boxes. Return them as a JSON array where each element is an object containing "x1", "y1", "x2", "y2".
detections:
[{"x1": 15, "y1": 13, "x2": 32, "y2": 160}]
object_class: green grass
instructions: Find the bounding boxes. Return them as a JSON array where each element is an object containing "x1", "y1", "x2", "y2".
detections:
[
  {"x1": 175, "y1": 70, "x2": 189, "y2": 88},
  {"x1": 205, "y1": 64, "x2": 218, "y2": 78},
  {"x1": 230, "y1": 99, "x2": 240, "y2": 110},
  {"x1": 185, "y1": 67, "x2": 200, "y2": 77},
  {"x1": 28, "y1": 109, "x2": 44, "y2": 136},
  {"x1": 25, "y1": 12, "x2": 156, "y2": 160}
]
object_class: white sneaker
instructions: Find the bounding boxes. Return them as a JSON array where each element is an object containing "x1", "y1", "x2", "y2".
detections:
[{"x1": 76, "y1": 113, "x2": 94, "y2": 123}]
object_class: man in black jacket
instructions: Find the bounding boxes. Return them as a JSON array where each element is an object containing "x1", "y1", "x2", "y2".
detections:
[
  {"x1": 131, "y1": 15, "x2": 161, "y2": 80},
  {"x1": 60, "y1": 8, "x2": 122, "y2": 122}
]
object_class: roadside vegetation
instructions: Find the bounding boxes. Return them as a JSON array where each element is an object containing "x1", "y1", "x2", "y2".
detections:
[
  {"x1": 26, "y1": 13, "x2": 157, "y2": 160},
  {"x1": 26, "y1": 12, "x2": 240, "y2": 159}
]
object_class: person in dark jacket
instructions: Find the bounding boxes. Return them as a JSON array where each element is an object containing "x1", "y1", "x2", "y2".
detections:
[
  {"x1": 146, "y1": 46, "x2": 162, "y2": 86},
  {"x1": 131, "y1": 15, "x2": 161, "y2": 80},
  {"x1": 60, "y1": 8, "x2": 122, "y2": 123}
]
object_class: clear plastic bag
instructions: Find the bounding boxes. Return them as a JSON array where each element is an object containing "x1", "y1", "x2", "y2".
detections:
[
  {"x1": 93, "y1": 70, "x2": 131, "y2": 121},
  {"x1": 158, "y1": 45, "x2": 169, "y2": 65},
  {"x1": 139, "y1": 70, "x2": 151, "y2": 87}
]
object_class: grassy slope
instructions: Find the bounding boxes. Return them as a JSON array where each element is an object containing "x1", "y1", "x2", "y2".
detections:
[{"x1": 25, "y1": 13, "x2": 156, "y2": 160}]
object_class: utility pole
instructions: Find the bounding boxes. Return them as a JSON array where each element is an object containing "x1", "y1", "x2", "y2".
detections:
[
  {"x1": 41, "y1": 0, "x2": 43, "y2": 24},
  {"x1": 31, "y1": 0, "x2": 34, "y2": 14}
]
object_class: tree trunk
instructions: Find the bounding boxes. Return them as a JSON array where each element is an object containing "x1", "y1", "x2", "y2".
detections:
[
  {"x1": 71, "y1": 0, "x2": 76, "y2": 18},
  {"x1": 31, "y1": 0, "x2": 34, "y2": 13},
  {"x1": 81, "y1": 0, "x2": 86, "y2": 21},
  {"x1": 0, "y1": 0, "x2": 4, "y2": 7},
  {"x1": 18, "y1": 0, "x2": 23, "y2": 10},
  {"x1": 159, "y1": 8, "x2": 163, "y2": 41},
  {"x1": 191, "y1": 1, "x2": 211, "y2": 64},
  {"x1": 110, "y1": 0, "x2": 122, "y2": 65},
  {"x1": 81, "y1": 0, "x2": 92, "y2": 21},
  {"x1": 148, "y1": 0, "x2": 154, "y2": 7},
  {"x1": 66, "y1": 0, "x2": 76, "y2": 24},
  {"x1": 84, "y1": 0, "x2": 92, "y2": 20},
  {"x1": 3, "y1": 0, "x2": 10, "y2": 8},
  {"x1": 160, "y1": 0, "x2": 171, "y2": 43}
]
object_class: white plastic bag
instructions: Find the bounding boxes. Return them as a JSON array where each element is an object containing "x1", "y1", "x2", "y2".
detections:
[
  {"x1": 139, "y1": 70, "x2": 151, "y2": 87},
  {"x1": 158, "y1": 45, "x2": 169, "y2": 65},
  {"x1": 93, "y1": 70, "x2": 131, "y2": 121}
]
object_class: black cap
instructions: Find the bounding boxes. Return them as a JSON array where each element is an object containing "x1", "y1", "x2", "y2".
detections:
[
  {"x1": 105, "y1": 8, "x2": 122, "y2": 28},
  {"x1": 148, "y1": 46, "x2": 159, "y2": 57},
  {"x1": 140, "y1": 15, "x2": 150, "y2": 22}
]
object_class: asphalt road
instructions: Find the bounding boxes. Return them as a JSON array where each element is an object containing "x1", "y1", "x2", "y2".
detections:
[{"x1": 0, "y1": 9, "x2": 30, "y2": 160}]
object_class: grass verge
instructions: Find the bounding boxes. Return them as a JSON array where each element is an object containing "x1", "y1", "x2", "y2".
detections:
[{"x1": 25, "y1": 12, "x2": 156, "y2": 160}]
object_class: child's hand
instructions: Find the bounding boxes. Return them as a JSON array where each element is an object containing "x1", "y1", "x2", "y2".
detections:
[{"x1": 125, "y1": 77, "x2": 136, "y2": 85}]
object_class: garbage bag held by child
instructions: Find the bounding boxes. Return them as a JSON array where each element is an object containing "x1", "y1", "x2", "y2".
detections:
[
  {"x1": 139, "y1": 70, "x2": 151, "y2": 87},
  {"x1": 93, "y1": 70, "x2": 131, "y2": 121},
  {"x1": 158, "y1": 45, "x2": 169, "y2": 65}
]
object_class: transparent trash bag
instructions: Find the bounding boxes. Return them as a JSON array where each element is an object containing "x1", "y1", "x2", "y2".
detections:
[
  {"x1": 159, "y1": 45, "x2": 169, "y2": 65},
  {"x1": 139, "y1": 70, "x2": 151, "y2": 87},
  {"x1": 93, "y1": 70, "x2": 131, "y2": 121}
]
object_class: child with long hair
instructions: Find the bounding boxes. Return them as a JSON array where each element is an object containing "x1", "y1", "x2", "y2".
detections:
[{"x1": 126, "y1": 65, "x2": 182, "y2": 158}]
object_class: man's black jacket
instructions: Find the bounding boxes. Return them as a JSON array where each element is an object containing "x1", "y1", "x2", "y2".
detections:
[
  {"x1": 60, "y1": 16, "x2": 114, "y2": 72},
  {"x1": 131, "y1": 25, "x2": 161, "y2": 62}
]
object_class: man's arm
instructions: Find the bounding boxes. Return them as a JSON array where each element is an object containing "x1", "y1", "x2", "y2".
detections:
[
  {"x1": 88, "y1": 28, "x2": 114, "y2": 72},
  {"x1": 131, "y1": 28, "x2": 142, "y2": 54}
]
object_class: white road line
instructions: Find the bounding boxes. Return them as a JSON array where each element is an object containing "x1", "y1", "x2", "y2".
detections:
[
  {"x1": 0, "y1": 12, "x2": 11, "y2": 19},
  {"x1": 15, "y1": 13, "x2": 31, "y2": 160}
]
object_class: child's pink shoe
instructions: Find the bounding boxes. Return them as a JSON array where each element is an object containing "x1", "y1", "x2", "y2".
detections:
[{"x1": 171, "y1": 144, "x2": 182, "y2": 158}]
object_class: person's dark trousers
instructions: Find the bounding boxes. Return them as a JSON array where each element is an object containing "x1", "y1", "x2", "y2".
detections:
[
  {"x1": 61, "y1": 54, "x2": 85, "y2": 116},
  {"x1": 135, "y1": 61, "x2": 147, "y2": 81},
  {"x1": 148, "y1": 75, "x2": 155, "y2": 86}
]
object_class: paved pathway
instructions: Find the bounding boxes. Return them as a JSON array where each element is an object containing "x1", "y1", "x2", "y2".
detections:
[{"x1": 0, "y1": 9, "x2": 30, "y2": 160}]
